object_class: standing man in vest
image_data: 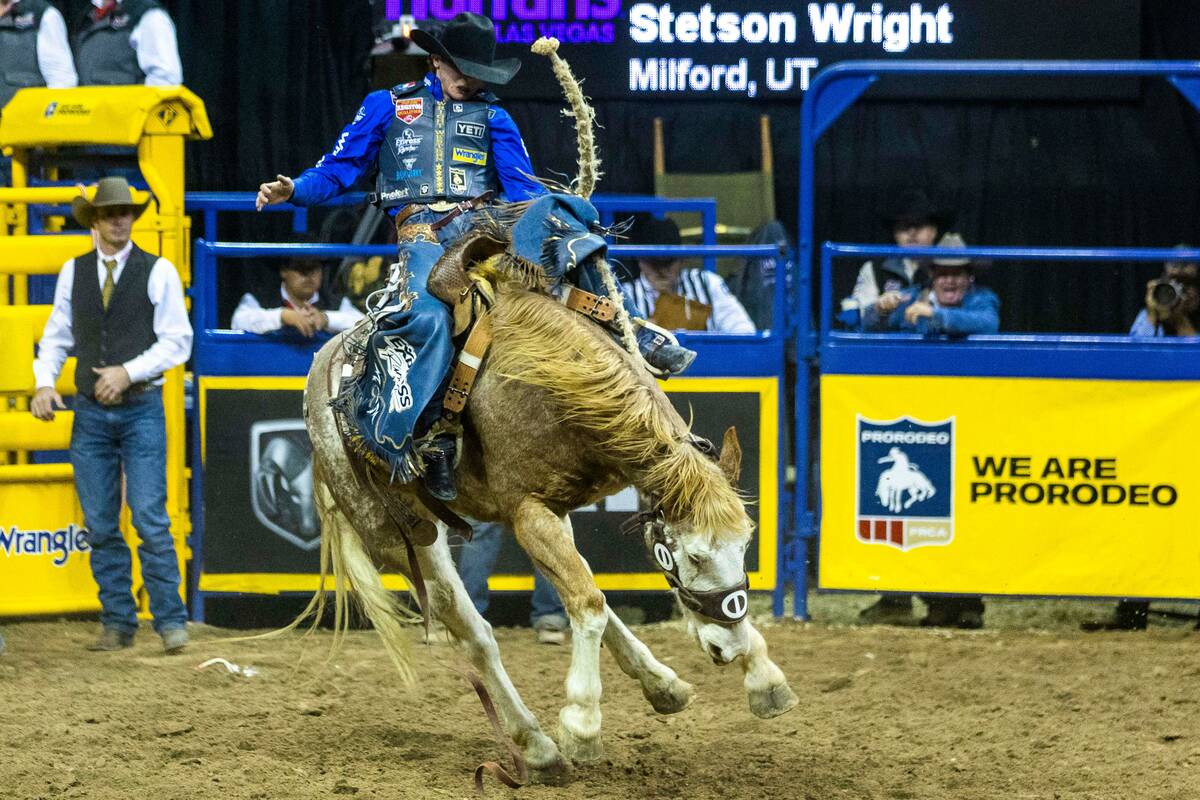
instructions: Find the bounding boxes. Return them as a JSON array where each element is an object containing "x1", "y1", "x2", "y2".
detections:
[
  {"x1": 0, "y1": 0, "x2": 77, "y2": 112},
  {"x1": 31, "y1": 177, "x2": 193, "y2": 654},
  {"x1": 73, "y1": 0, "x2": 181, "y2": 86}
]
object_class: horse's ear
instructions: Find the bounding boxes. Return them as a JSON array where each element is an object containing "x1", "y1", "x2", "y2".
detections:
[{"x1": 717, "y1": 426, "x2": 742, "y2": 486}]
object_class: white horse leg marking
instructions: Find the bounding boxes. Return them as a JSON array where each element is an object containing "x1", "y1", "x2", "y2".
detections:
[
  {"x1": 602, "y1": 608, "x2": 695, "y2": 715},
  {"x1": 558, "y1": 602, "x2": 607, "y2": 762},
  {"x1": 511, "y1": 505, "x2": 608, "y2": 763},
  {"x1": 418, "y1": 527, "x2": 568, "y2": 781},
  {"x1": 740, "y1": 624, "x2": 798, "y2": 719}
]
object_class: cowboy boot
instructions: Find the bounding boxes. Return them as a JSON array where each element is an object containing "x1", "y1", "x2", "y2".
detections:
[
  {"x1": 422, "y1": 434, "x2": 458, "y2": 502},
  {"x1": 633, "y1": 318, "x2": 696, "y2": 376}
]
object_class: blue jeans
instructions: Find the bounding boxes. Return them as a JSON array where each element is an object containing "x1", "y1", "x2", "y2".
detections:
[
  {"x1": 457, "y1": 521, "x2": 567, "y2": 629},
  {"x1": 70, "y1": 391, "x2": 187, "y2": 635}
]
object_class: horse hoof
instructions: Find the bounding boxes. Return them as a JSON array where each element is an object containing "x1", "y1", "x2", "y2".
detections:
[
  {"x1": 527, "y1": 756, "x2": 572, "y2": 786},
  {"x1": 748, "y1": 682, "x2": 798, "y2": 719},
  {"x1": 646, "y1": 679, "x2": 695, "y2": 715},
  {"x1": 557, "y1": 727, "x2": 605, "y2": 764}
]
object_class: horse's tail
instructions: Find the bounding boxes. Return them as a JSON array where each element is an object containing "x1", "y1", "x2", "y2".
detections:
[{"x1": 310, "y1": 440, "x2": 418, "y2": 685}]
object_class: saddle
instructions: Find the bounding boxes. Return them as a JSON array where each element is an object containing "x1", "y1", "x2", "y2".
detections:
[{"x1": 427, "y1": 227, "x2": 622, "y2": 423}]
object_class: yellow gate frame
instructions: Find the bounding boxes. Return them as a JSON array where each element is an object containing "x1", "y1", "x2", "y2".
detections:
[{"x1": 0, "y1": 86, "x2": 211, "y2": 616}]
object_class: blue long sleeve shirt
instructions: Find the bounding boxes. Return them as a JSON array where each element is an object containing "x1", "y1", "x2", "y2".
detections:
[
  {"x1": 290, "y1": 74, "x2": 544, "y2": 213},
  {"x1": 857, "y1": 286, "x2": 1001, "y2": 335}
]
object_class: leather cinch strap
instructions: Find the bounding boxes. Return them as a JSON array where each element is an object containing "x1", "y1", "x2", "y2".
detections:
[
  {"x1": 559, "y1": 284, "x2": 617, "y2": 323},
  {"x1": 443, "y1": 309, "x2": 493, "y2": 421},
  {"x1": 431, "y1": 190, "x2": 495, "y2": 232}
]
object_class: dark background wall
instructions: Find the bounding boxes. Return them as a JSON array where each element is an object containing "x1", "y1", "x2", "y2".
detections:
[{"x1": 58, "y1": 0, "x2": 1200, "y2": 334}]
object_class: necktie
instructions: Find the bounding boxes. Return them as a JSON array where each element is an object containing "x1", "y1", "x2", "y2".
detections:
[{"x1": 101, "y1": 259, "x2": 117, "y2": 310}]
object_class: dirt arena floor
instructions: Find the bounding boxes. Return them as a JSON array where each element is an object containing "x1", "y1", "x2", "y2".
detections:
[{"x1": 1, "y1": 595, "x2": 1197, "y2": 800}]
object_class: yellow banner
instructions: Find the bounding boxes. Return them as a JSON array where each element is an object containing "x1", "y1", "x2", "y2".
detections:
[{"x1": 820, "y1": 375, "x2": 1200, "y2": 599}]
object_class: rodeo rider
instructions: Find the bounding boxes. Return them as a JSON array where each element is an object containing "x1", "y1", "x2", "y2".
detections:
[
  {"x1": 31, "y1": 177, "x2": 192, "y2": 653},
  {"x1": 255, "y1": 12, "x2": 694, "y2": 503}
]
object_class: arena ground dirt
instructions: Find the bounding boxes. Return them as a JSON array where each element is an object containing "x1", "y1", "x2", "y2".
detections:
[{"x1": 1, "y1": 595, "x2": 1197, "y2": 800}]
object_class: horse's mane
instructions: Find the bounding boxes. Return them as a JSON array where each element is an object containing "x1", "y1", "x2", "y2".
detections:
[{"x1": 484, "y1": 281, "x2": 751, "y2": 541}]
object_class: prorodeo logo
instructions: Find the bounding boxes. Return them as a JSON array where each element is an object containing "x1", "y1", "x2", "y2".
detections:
[
  {"x1": 0, "y1": 524, "x2": 90, "y2": 566},
  {"x1": 856, "y1": 415, "x2": 954, "y2": 551}
]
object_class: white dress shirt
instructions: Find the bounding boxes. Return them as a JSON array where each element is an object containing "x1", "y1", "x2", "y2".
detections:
[
  {"x1": 231, "y1": 285, "x2": 365, "y2": 335},
  {"x1": 87, "y1": 1, "x2": 182, "y2": 85},
  {"x1": 127, "y1": 7, "x2": 182, "y2": 85},
  {"x1": 34, "y1": 3, "x2": 78, "y2": 88},
  {"x1": 33, "y1": 240, "x2": 193, "y2": 389},
  {"x1": 623, "y1": 269, "x2": 756, "y2": 334}
]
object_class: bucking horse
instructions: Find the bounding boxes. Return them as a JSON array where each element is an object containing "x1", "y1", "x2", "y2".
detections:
[{"x1": 297, "y1": 38, "x2": 796, "y2": 787}]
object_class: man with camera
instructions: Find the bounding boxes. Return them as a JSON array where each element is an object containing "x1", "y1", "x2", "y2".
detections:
[
  {"x1": 1083, "y1": 248, "x2": 1199, "y2": 632},
  {"x1": 1129, "y1": 250, "x2": 1199, "y2": 337}
]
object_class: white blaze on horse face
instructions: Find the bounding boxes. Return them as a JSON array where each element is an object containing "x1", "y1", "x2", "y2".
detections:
[{"x1": 672, "y1": 529, "x2": 753, "y2": 665}]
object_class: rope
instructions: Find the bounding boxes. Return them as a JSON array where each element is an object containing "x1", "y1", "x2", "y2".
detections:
[{"x1": 532, "y1": 37, "x2": 600, "y2": 199}]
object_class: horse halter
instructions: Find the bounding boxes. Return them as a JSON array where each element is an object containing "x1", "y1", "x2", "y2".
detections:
[{"x1": 624, "y1": 509, "x2": 750, "y2": 625}]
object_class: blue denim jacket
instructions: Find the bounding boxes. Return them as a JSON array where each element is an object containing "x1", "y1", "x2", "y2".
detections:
[{"x1": 855, "y1": 286, "x2": 1001, "y2": 335}]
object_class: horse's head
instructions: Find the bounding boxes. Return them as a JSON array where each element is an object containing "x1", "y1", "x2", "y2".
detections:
[{"x1": 637, "y1": 428, "x2": 797, "y2": 718}]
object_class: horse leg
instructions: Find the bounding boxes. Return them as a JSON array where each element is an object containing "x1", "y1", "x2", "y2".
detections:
[
  {"x1": 555, "y1": 518, "x2": 695, "y2": 715},
  {"x1": 601, "y1": 608, "x2": 696, "y2": 715},
  {"x1": 416, "y1": 527, "x2": 570, "y2": 784},
  {"x1": 512, "y1": 498, "x2": 607, "y2": 763}
]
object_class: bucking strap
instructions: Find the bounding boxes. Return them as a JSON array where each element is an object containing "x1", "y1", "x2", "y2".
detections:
[
  {"x1": 443, "y1": 309, "x2": 493, "y2": 420},
  {"x1": 559, "y1": 284, "x2": 617, "y2": 323}
]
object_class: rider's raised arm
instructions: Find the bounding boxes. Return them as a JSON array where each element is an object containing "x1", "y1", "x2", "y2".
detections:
[
  {"x1": 488, "y1": 105, "x2": 545, "y2": 202},
  {"x1": 290, "y1": 89, "x2": 394, "y2": 207}
]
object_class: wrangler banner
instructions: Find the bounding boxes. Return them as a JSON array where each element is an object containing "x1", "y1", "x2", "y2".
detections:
[{"x1": 820, "y1": 374, "x2": 1200, "y2": 599}]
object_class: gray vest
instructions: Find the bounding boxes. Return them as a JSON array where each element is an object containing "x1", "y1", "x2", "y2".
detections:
[
  {"x1": 74, "y1": 0, "x2": 159, "y2": 86},
  {"x1": 375, "y1": 82, "x2": 496, "y2": 209},
  {"x1": 0, "y1": 0, "x2": 49, "y2": 109}
]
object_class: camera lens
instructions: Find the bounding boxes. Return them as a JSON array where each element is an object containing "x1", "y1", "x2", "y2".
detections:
[{"x1": 1152, "y1": 281, "x2": 1180, "y2": 308}]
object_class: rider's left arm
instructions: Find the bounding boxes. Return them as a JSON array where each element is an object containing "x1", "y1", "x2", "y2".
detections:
[
  {"x1": 489, "y1": 106, "x2": 546, "y2": 202},
  {"x1": 291, "y1": 90, "x2": 393, "y2": 207}
]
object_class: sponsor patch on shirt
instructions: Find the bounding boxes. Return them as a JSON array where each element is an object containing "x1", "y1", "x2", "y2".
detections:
[
  {"x1": 449, "y1": 168, "x2": 468, "y2": 194},
  {"x1": 451, "y1": 147, "x2": 487, "y2": 165},
  {"x1": 455, "y1": 121, "x2": 486, "y2": 139},
  {"x1": 394, "y1": 97, "x2": 423, "y2": 125}
]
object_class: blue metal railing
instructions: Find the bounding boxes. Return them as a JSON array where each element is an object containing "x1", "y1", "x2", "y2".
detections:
[{"x1": 794, "y1": 60, "x2": 1200, "y2": 619}]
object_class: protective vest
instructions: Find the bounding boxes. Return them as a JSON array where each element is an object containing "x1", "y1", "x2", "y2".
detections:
[
  {"x1": 74, "y1": 0, "x2": 160, "y2": 86},
  {"x1": 0, "y1": 0, "x2": 49, "y2": 109},
  {"x1": 72, "y1": 246, "x2": 158, "y2": 398},
  {"x1": 873, "y1": 257, "x2": 926, "y2": 295},
  {"x1": 374, "y1": 82, "x2": 497, "y2": 210}
]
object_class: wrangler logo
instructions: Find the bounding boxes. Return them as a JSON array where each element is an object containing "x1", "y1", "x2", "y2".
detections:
[{"x1": 451, "y1": 147, "x2": 487, "y2": 165}]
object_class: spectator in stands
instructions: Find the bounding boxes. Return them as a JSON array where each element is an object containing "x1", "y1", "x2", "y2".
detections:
[
  {"x1": 30, "y1": 177, "x2": 192, "y2": 654},
  {"x1": 0, "y1": 0, "x2": 77, "y2": 111},
  {"x1": 73, "y1": 0, "x2": 181, "y2": 86},
  {"x1": 729, "y1": 220, "x2": 790, "y2": 331},
  {"x1": 622, "y1": 216, "x2": 756, "y2": 334},
  {"x1": 852, "y1": 233, "x2": 999, "y2": 336},
  {"x1": 458, "y1": 523, "x2": 569, "y2": 645},
  {"x1": 1082, "y1": 247, "x2": 1200, "y2": 632},
  {"x1": 1128, "y1": 247, "x2": 1199, "y2": 337},
  {"x1": 841, "y1": 188, "x2": 950, "y2": 318},
  {"x1": 231, "y1": 244, "x2": 365, "y2": 337},
  {"x1": 856, "y1": 232, "x2": 996, "y2": 630}
]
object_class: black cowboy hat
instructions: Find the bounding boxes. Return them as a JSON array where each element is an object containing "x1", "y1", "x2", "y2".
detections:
[
  {"x1": 881, "y1": 188, "x2": 955, "y2": 232},
  {"x1": 409, "y1": 12, "x2": 521, "y2": 86}
]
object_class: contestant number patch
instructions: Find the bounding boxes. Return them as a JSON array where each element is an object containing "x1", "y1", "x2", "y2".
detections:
[{"x1": 451, "y1": 147, "x2": 487, "y2": 165}]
